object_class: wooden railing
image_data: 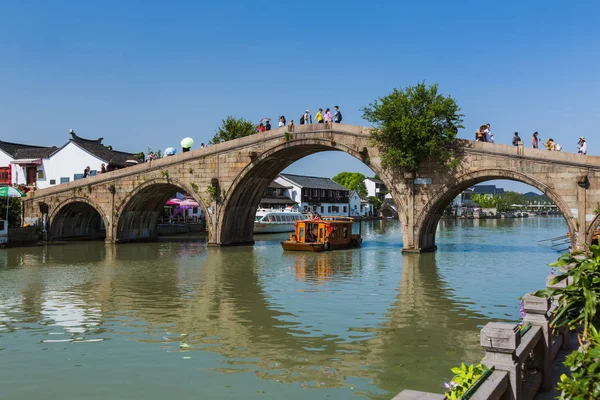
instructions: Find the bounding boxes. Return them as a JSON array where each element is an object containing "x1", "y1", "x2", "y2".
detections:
[{"x1": 392, "y1": 273, "x2": 572, "y2": 400}]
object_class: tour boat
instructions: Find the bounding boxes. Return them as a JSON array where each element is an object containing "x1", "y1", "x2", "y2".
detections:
[
  {"x1": 254, "y1": 208, "x2": 306, "y2": 234},
  {"x1": 281, "y1": 216, "x2": 362, "y2": 252}
]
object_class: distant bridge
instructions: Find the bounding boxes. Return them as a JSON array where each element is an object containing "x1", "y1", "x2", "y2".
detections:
[{"x1": 23, "y1": 124, "x2": 600, "y2": 251}]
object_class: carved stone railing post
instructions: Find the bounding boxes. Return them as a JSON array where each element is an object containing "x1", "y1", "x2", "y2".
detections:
[
  {"x1": 481, "y1": 322, "x2": 521, "y2": 400},
  {"x1": 522, "y1": 293, "x2": 552, "y2": 391}
]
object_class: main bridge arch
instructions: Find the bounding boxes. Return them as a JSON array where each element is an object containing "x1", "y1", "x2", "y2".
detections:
[
  {"x1": 215, "y1": 134, "x2": 402, "y2": 246},
  {"x1": 114, "y1": 177, "x2": 211, "y2": 243},
  {"x1": 413, "y1": 169, "x2": 578, "y2": 252}
]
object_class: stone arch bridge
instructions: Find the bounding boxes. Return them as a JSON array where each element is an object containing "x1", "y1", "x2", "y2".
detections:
[{"x1": 23, "y1": 124, "x2": 600, "y2": 252}]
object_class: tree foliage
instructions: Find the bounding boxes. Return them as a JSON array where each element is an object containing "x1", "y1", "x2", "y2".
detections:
[
  {"x1": 362, "y1": 82, "x2": 464, "y2": 171},
  {"x1": 0, "y1": 198, "x2": 22, "y2": 228},
  {"x1": 209, "y1": 116, "x2": 256, "y2": 145},
  {"x1": 332, "y1": 172, "x2": 368, "y2": 197},
  {"x1": 369, "y1": 196, "x2": 382, "y2": 212},
  {"x1": 470, "y1": 194, "x2": 496, "y2": 209}
]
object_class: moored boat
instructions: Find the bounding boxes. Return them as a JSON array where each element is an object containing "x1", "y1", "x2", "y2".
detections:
[
  {"x1": 254, "y1": 208, "x2": 305, "y2": 234},
  {"x1": 281, "y1": 216, "x2": 362, "y2": 252}
]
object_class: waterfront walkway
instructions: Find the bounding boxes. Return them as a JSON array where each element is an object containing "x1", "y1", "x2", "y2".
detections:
[{"x1": 533, "y1": 333, "x2": 577, "y2": 400}]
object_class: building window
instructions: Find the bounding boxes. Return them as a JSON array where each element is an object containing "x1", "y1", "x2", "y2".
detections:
[
  {"x1": 37, "y1": 170, "x2": 45, "y2": 179},
  {"x1": 331, "y1": 206, "x2": 339, "y2": 213},
  {"x1": 343, "y1": 206, "x2": 347, "y2": 213},
  {"x1": 50, "y1": 179, "x2": 56, "y2": 185},
  {"x1": 74, "y1": 173, "x2": 83, "y2": 180},
  {"x1": 0, "y1": 167, "x2": 10, "y2": 184},
  {"x1": 328, "y1": 206, "x2": 331, "y2": 213},
  {"x1": 60, "y1": 177, "x2": 70, "y2": 184},
  {"x1": 320, "y1": 206, "x2": 324, "y2": 213}
]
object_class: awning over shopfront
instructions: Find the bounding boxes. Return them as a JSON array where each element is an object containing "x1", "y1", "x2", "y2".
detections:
[{"x1": 10, "y1": 159, "x2": 42, "y2": 165}]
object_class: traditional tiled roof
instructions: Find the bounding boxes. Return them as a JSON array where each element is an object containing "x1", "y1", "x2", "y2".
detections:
[
  {"x1": 268, "y1": 181, "x2": 289, "y2": 189},
  {"x1": 14, "y1": 147, "x2": 59, "y2": 159},
  {"x1": 71, "y1": 140, "x2": 136, "y2": 167},
  {"x1": 0, "y1": 140, "x2": 55, "y2": 158},
  {"x1": 279, "y1": 174, "x2": 348, "y2": 191},
  {"x1": 259, "y1": 197, "x2": 297, "y2": 205}
]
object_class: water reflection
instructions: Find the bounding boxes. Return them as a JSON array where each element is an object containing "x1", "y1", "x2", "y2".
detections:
[{"x1": 0, "y1": 218, "x2": 566, "y2": 399}]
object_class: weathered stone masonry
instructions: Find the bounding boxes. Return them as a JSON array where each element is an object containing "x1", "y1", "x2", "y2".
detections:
[{"x1": 23, "y1": 124, "x2": 600, "y2": 252}]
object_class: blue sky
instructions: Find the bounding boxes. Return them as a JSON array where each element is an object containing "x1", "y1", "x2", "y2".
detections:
[{"x1": 1, "y1": 0, "x2": 598, "y2": 192}]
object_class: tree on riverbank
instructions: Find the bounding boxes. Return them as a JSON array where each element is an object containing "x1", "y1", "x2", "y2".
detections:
[
  {"x1": 362, "y1": 83, "x2": 463, "y2": 171},
  {"x1": 0, "y1": 198, "x2": 22, "y2": 227},
  {"x1": 332, "y1": 172, "x2": 368, "y2": 197},
  {"x1": 209, "y1": 116, "x2": 256, "y2": 145}
]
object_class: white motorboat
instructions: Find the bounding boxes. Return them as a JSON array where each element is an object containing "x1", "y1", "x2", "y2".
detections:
[{"x1": 254, "y1": 208, "x2": 305, "y2": 234}]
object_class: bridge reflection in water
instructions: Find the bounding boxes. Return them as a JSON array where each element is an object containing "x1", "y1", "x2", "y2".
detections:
[{"x1": 0, "y1": 235, "x2": 496, "y2": 398}]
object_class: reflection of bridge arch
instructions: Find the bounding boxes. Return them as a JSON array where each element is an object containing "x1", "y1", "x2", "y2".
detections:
[
  {"x1": 414, "y1": 169, "x2": 578, "y2": 251},
  {"x1": 114, "y1": 177, "x2": 210, "y2": 243},
  {"x1": 49, "y1": 197, "x2": 108, "y2": 241},
  {"x1": 216, "y1": 135, "x2": 398, "y2": 245}
]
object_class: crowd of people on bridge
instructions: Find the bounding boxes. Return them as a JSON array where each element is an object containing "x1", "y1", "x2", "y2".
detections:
[
  {"x1": 478, "y1": 124, "x2": 588, "y2": 155},
  {"x1": 266, "y1": 106, "x2": 343, "y2": 132}
]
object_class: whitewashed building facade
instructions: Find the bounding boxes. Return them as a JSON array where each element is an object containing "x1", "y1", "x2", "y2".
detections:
[{"x1": 275, "y1": 174, "x2": 350, "y2": 217}]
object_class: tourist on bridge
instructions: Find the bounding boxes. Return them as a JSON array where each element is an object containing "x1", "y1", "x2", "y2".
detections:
[
  {"x1": 265, "y1": 120, "x2": 271, "y2": 131},
  {"x1": 475, "y1": 125, "x2": 487, "y2": 142},
  {"x1": 100, "y1": 163, "x2": 106, "y2": 173},
  {"x1": 83, "y1": 166, "x2": 90, "y2": 178},
  {"x1": 578, "y1": 137, "x2": 587, "y2": 155},
  {"x1": 512, "y1": 132, "x2": 522, "y2": 146},
  {"x1": 333, "y1": 106, "x2": 342, "y2": 123},
  {"x1": 532, "y1": 132, "x2": 540, "y2": 148},
  {"x1": 485, "y1": 123, "x2": 494, "y2": 143},
  {"x1": 543, "y1": 138, "x2": 556, "y2": 151},
  {"x1": 257, "y1": 123, "x2": 266, "y2": 133},
  {"x1": 315, "y1": 109, "x2": 324, "y2": 123},
  {"x1": 302, "y1": 110, "x2": 312, "y2": 124},
  {"x1": 278, "y1": 116, "x2": 286, "y2": 127},
  {"x1": 324, "y1": 108, "x2": 332, "y2": 123}
]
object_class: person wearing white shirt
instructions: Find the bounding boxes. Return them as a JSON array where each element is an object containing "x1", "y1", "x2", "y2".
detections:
[{"x1": 578, "y1": 137, "x2": 587, "y2": 155}]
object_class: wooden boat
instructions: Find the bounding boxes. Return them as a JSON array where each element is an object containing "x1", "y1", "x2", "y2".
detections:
[{"x1": 281, "y1": 216, "x2": 362, "y2": 252}]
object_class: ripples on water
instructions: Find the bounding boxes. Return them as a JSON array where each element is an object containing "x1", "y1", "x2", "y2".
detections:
[{"x1": 0, "y1": 217, "x2": 566, "y2": 399}]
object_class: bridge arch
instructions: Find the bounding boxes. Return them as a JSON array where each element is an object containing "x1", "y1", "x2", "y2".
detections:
[
  {"x1": 115, "y1": 177, "x2": 211, "y2": 243},
  {"x1": 414, "y1": 169, "x2": 578, "y2": 251},
  {"x1": 49, "y1": 197, "x2": 109, "y2": 241},
  {"x1": 216, "y1": 135, "x2": 399, "y2": 245}
]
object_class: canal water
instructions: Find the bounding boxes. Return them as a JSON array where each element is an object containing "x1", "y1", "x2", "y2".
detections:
[{"x1": 0, "y1": 217, "x2": 567, "y2": 399}]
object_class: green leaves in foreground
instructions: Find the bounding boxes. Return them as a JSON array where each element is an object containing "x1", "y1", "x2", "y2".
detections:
[
  {"x1": 557, "y1": 328, "x2": 600, "y2": 400},
  {"x1": 444, "y1": 363, "x2": 489, "y2": 400},
  {"x1": 536, "y1": 245, "x2": 600, "y2": 400},
  {"x1": 362, "y1": 82, "x2": 464, "y2": 172},
  {"x1": 535, "y1": 246, "x2": 600, "y2": 336}
]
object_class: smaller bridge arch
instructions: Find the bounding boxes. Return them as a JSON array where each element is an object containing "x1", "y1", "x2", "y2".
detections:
[
  {"x1": 49, "y1": 197, "x2": 109, "y2": 241},
  {"x1": 114, "y1": 177, "x2": 211, "y2": 243},
  {"x1": 414, "y1": 169, "x2": 578, "y2": 252}
]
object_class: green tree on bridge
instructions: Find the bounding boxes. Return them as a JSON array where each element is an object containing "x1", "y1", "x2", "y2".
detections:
[
  {"x1": 362, "y1": 82, "x2": 463, "y2": 171},
  {"x1": 209, "y1": 116, "x2": 256, "y2": 145},
  {"x1": 332, "y1": 172, "x2": 368, "y2": 197}
]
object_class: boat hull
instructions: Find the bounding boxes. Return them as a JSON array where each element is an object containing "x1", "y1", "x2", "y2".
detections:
[
  {"x1": 280, "y1": 242, "x2": 327, "y2": 252},
  {"x1": 280, "y1": 238, "x2": 362, "y2": 252},
  {"x1": 254, "y1": 222, "x2": 295, "y2": 234}
]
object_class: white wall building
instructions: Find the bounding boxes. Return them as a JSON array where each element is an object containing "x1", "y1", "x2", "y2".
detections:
[
  {"x1": 0, "y1": 131, "x2": 136, "y2": 189},
  {"x1": 275, "y1": 174, "x2": 350, "y2": 217},
  {"x1": 364, "y1": 177, "x2": 392, "y2": 200}
]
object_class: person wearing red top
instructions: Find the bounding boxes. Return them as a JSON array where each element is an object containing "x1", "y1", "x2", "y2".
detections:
[{"x1": 257, "y1": 123, "x2": 266, "y2": 132}]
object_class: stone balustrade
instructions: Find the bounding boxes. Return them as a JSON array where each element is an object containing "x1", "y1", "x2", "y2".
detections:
[{"x1": 392, "y1": 273, "x2": 572, "y2": 400}]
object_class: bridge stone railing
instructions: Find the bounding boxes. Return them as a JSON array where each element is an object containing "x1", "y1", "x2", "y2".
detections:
[{"x1": 392, "y1": 274, "x2": 572, "y2": 400}]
